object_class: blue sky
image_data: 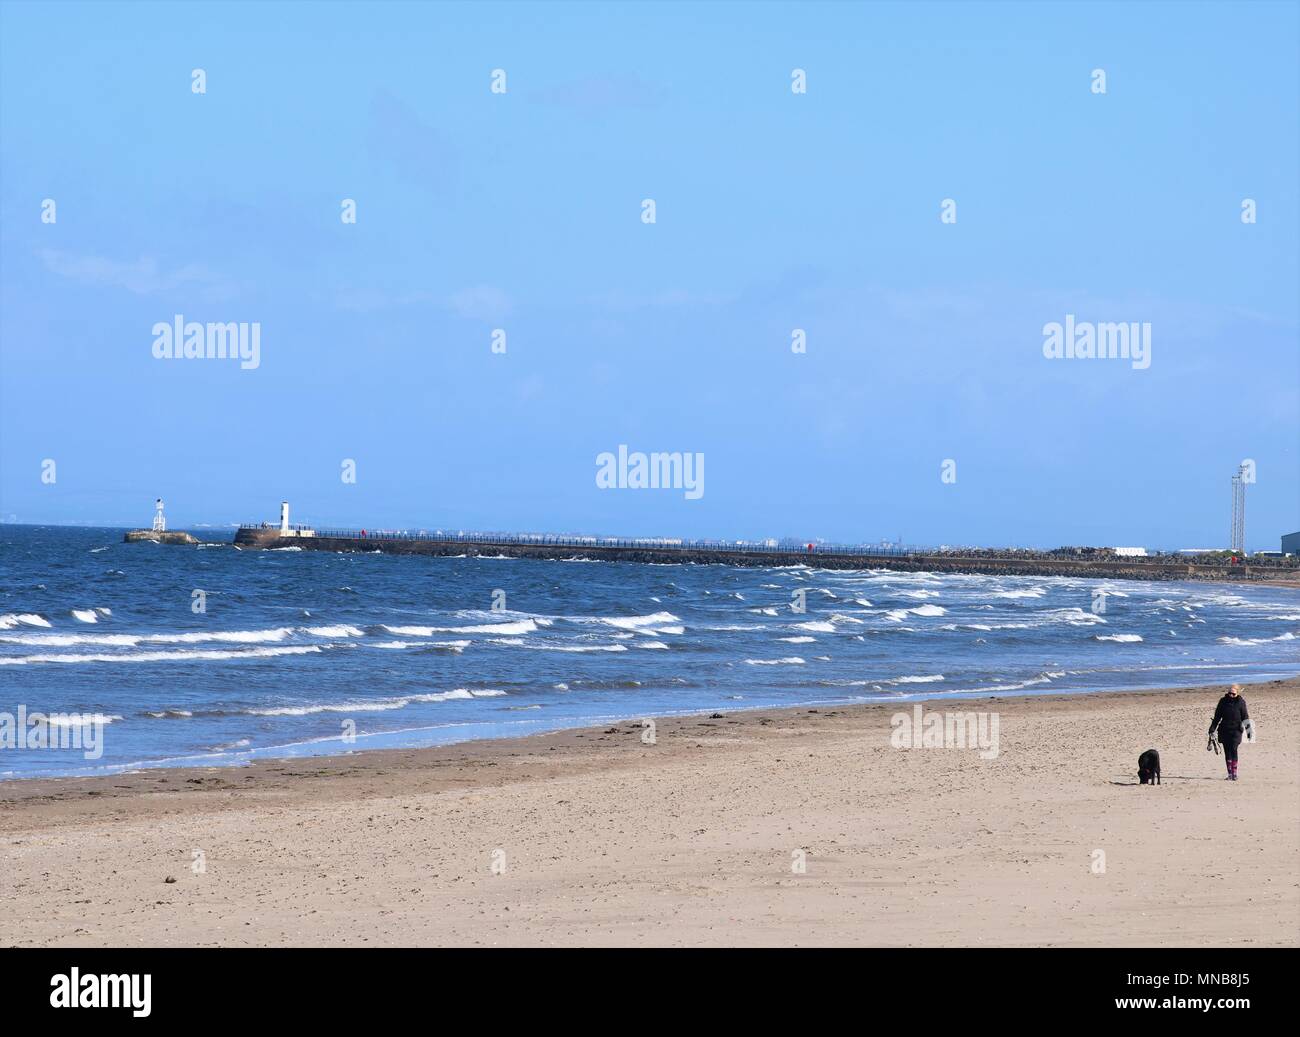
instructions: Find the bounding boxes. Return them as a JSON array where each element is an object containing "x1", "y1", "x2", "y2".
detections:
[{"x1": 1, "y1": 0, "x2": 1296, "y2": 549}]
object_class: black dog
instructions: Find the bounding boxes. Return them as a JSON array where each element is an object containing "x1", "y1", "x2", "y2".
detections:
[{"x1": 1138, "y1": 749, "x2": 1161, "y2": 785}]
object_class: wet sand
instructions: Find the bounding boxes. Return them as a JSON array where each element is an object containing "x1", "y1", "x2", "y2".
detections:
[{"x1": 2, "y1": 678, "x2": 1297, "y2": 946}]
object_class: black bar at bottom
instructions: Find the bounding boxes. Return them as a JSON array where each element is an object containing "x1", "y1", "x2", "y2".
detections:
[{"x1": 0, "y1": 947, "x2": 1288, "y2": 1021}]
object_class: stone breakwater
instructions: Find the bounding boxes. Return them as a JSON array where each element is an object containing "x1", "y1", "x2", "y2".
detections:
[
  {"x1": 124, "y1": 529, "x2": 201, "y2": 545},
  {"x1": 230, "y1": 528, "x2": 1282, "y2": 583}
]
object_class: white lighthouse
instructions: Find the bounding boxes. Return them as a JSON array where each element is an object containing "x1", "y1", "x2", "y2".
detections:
[
  {"x1": 276, "y1": 500, "x2": 314, "y2": 539},
  {"x1": 152, "y1": 498, "x2": 166, "y2": 532}
]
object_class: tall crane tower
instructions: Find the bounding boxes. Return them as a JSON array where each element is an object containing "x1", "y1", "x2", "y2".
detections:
[{"x1": 1230, "y1": 466, "x2": 1246, "y2": 554}]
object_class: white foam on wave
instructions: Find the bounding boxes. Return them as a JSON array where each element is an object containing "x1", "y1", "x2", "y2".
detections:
[
  {"x1": 883, "y1": 605, "x2": 954, "y2": 621},
  {"x1": 1045, "y1": 608, "x2": 1107, "y2": 626},
  {"x1": 153, "y1": 627, "x2": 295, "y2": 644},
  {"x1": 384, "y1": 619, "x2": 539, "y2": 636},
  {"x1": 301, "y1": 625, "x2": 365, "y2": 638},
  {"x1": 889, "y1": 674, "x2": 945, "y2": 684},
  {"x1": 778, "y1": 636, "x2": 817, "y2": 643},
  {"x1": 0, "y1": 645, "x2": 324, "y2": 666},
  {"x1": 1094, "y1": 633, "x2": 1144, "y2": 643},
  {"x1": 795, "y1": 620, "x2": 835, "y2": 632},
  {"x1": 992, "y1": 588, "x2": 1047, "y2": 599},
  {"x1": 43, "y1": 713, "x2": 123, "y2": 728},
  {"x1": 367, "y1": 639, "x2": 469, "y2": 651},
  {"x1": 0, "y1": 625, "x2": 352, "y2": 648},
  {"x1": 942, "y1": 622, "x2": 1035, "y2": 632},
  {"x1": 1218, "y1": 631, "x2": 1297, "y2": 646},
  {"x1": 247, "y1": 688, "x2": 507, "y2": 716},
  {"x1": 0, "y1": 632, "x2": 141, "y2": 647},
  {"x1": 0, "y1": 613, "x2": 51, "y2": 629},
  {"x1": 937, "y1": 676, "x2": 1054, "y2": 694},
  {"x1": 745, "y1": 656, "x2": 805, "y2": 665},
  {"x1": 71, "y1": 609, "x2": 98, "y2": 623},
  {"x1": 530, "y1": 643, "x2": 629, "y2": 653}
]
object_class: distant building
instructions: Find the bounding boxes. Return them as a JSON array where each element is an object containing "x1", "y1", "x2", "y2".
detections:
[
  {"x1": 1113, "y1": 546, "x2": 1147, "y2": 557},
  {"x1": 1283, "y1": 531, "x2": 1300, "y2": 556}
]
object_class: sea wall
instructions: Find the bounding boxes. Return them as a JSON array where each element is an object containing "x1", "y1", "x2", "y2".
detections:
[{"x1": 230, "y1": 528, "x2": 1273, "y2": 582}]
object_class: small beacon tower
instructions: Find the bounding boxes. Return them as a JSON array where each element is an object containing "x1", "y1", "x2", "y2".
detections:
[
  {"x1": 274, "y1": 501, "x2": 313, "y2": 539},
  {"x1": 152, "y1": 498, "x2": 166, "y2": 533}
]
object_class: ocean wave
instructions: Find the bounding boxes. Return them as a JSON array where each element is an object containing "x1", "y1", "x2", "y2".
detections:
[
  {"x1": 778, "y1": 636, "x2": 817, "y2": 643},
  {"x1": 883, "y1": 605, "x2": 946, "y2": 621},
  {"x1": 0, "y1": 645, "x2": 324, "y2": 666},
  {"x1": 745, "y1": 657, "x2": 806, "y2": 665},
  {"x1": 933, "y1": 676, "x2": 1054, "y2": 694},
  {"x1": 1218, "y1": 632, "x2": 1297, "y2": 646},
  {"x1": 70, "y1": 609, "x2": 99, "y2": 623},
  {"x1": 0, "y1": 613, "x2": 50, "y2": 629},
  {"x1": 43, "y1": 713, "x2": 123, "y2": 728},
  {"x1": 889, "y1": 674, "x2": 945, "y2": 684},
  {"x1": 1045, "y1": 608, "x2": 1107, "y2": 626},
  {"x1": 907, "y1": 604, "x2": 947, "y2": 617},
  {"x1": 152, "y1": 627, "x2": 296, "y2": 644},
  {"x1": 0, "y1": 626, "x2": 324, "y2": 648},
  {"x1": 1, "y1": 632, "x2": 141, "y2": 647},
  {"x1": 941, "y1": 622, "x2": 1035, "y2": 632},
  {"x1": 367, "y1": 639, "x2": 469, "y2": 651},
  {"x1": 528, "y1": 643, "x2": 629, "y2": 653},
  {"x1": 383, "y1": 619, "x2": 539, "y2": 636},
  {"x1": 246, "y1": 688, "x2": 507, "y2": 716},
  {"x1": 1093, "y1": 634, "x2": 1144, "y2": 643},
  {"x1": 600, "y1": 611, "x2": 681, "y2": 630},
  {"x1": 301, "y1": 625, "x2": 365, "y2": 638}
]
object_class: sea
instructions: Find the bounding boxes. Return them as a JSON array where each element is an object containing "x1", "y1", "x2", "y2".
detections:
[{"x1": 2, "y1": 524, "x2": 1298, "y2": 779}]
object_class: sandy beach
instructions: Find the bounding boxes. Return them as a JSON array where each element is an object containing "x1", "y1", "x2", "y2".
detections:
[{"x1": 2, "y1": 678, "x2": 1296, "y2": 947}]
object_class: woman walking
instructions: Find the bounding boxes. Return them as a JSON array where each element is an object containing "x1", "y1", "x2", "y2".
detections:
[{"x1": 1208, "y1": 684, "x2": 1251, "y2": 781}]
